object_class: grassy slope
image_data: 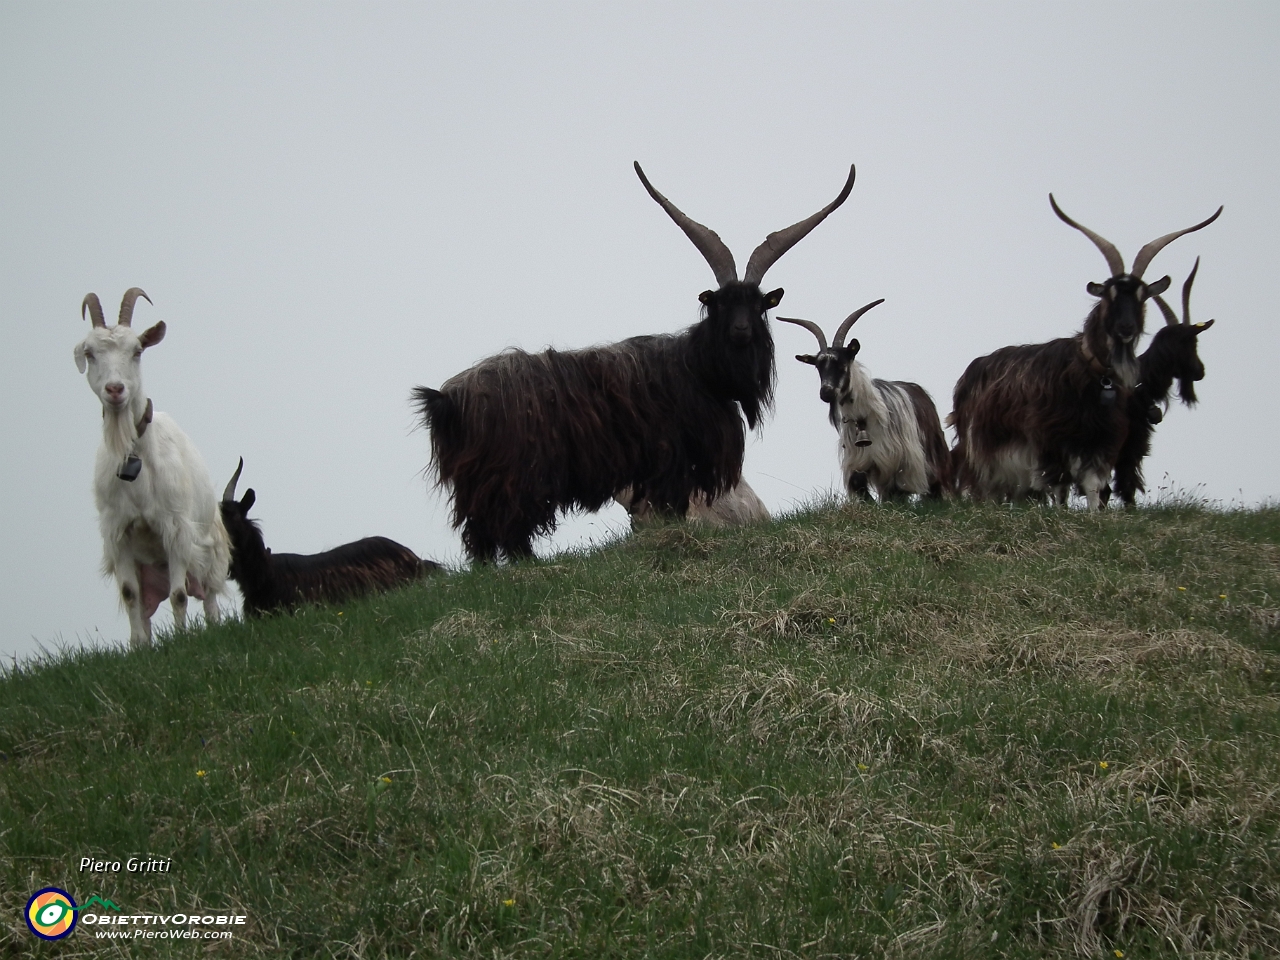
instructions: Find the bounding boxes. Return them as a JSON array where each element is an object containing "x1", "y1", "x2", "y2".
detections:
[{"x1": 2, "y1": 501, "x2": 1279, "y2": 959}]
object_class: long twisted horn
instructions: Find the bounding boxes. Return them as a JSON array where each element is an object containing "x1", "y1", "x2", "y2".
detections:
[
  {"x1": 118, "y1": 287, "x2": 153, "y2": 327},
  {"x1": 223, "y1": 457, "x2": 244, "y2": 502},
  {"x1": 1049, "y1": 195, "x2": 1125, "y2": 278},
  {"x1": 743, "y1": 165, "x2": 857, "y2": 285},
  {"x1": 81, "y1": 293, "x2": 105, "y2": 328},
  {"x1": 776, "y1": 316, "x2": 829, "y2": 351},
  {"x1": 1130, "y1": 208, "x2": 1221, "y2": 280},
  {"x1": 634, "y1": 162, "x2": 738, "y2": 287},
  {"x1": 832, "y1": 298, "x2": 886, "y2": 349}
]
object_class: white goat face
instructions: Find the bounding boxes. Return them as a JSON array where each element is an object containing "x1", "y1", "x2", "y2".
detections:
[{"x1": 74, "y1": 322, "x2": 166, "y2": 411}]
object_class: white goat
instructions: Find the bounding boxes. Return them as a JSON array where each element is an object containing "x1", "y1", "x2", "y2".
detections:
[
  {"x1": 780, "y1": 300, "x2": 952, "y2": 501},
  {"x1": 74, "y1": 289, "x2": 230, "y2": 647}
]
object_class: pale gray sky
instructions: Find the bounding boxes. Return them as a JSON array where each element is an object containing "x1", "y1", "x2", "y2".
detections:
[{"x1": 3, "y1": 2, "x2": 1277, "y2": 661}]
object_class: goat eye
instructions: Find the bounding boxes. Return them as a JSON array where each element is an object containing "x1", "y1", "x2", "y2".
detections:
[{"x1": 134, "y1": 350, "x2": 142, "y2": 359}]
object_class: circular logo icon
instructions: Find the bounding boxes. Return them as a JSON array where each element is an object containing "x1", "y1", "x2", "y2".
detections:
[{"x1": 26, "y1": 887, "x2": 78, "y2": 940}]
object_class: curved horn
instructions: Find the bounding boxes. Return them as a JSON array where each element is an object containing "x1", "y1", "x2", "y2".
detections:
[
  {"x1": 81, "y1": 293, "x2": 105, "y2": 328},
  {"x1": 1152, "y1": 294, "x2": 1180, "y2": 328},
  {"x1": 832, "y1": 298, "x2": 886, "y2": 348},
  {"x1": 1049, "y1": 194, "x2": 1125, "y2": 278},
  {"x1": 223, "y1": 457, "x2": 244, "y2": 502},
  {"x1": 776, "y1": 316, "x2": 829, "y2": 351},
  {"x1": 634, "y1": 162, "x2": 737, "y2": 287},
  {"x1": 743, "y1": 165, "x2": 856, "y2": 285},
  {"x1": 1130, "y1": 207, "x2": 1222, "y2": 280},
  {"x1": 1181, "y1": 256, "x2": 1199, "y2": 325},
  {"x1": 118, "y1": 287, "x2": 152, "y2": 327}
]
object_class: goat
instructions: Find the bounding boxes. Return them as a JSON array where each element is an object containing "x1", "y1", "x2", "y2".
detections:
[
  {"x1": 219, "y1": 459, "x2": 441, "y2": 616},
  {"x1": 74, "y1": 289, "x2": 230, "y2": 647},
  {"x1": 780, "y1": 299, "x2": 951, "y2": 501},
  {"x1": 414, "y1": 161, "x2": 855, "y2": 561},
  {"x1": 1109, "y1": 259, "x2": 1216, "y2": 506},
  {"x1": 950, "y1": 197, "x2": 1221, "y2": 510},
  {"x1": 615, "y1": 477, "x2": 770, "y2": 528}
]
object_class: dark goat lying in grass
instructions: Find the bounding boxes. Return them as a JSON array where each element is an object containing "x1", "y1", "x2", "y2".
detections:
[
  {"x1": 219, "y1": 459, "x2": 440, "y2": 616},
  {"x1": 1109, "y1": 259, "x2": 1216, "y2": 506}
]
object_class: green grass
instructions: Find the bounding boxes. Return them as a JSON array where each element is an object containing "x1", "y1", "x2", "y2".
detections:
[{"x1": 3, "y1": 500, "x2": 1279, "y2": 958}]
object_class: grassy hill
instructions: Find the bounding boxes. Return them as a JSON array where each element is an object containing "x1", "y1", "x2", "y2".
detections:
[{"x1": 2, "y1": 500, "x2": 1278, "y2": 958}]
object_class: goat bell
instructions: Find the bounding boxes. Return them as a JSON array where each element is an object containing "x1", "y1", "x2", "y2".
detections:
[
  {"x1": 117, "y1": 455, "x2": 142, "y2": 482},
  {"x1": 1099, "y1": 377, "x2": 1117, "y2": 407}
]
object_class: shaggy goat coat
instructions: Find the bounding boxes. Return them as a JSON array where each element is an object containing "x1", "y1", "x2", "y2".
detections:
[
  {"x1": 220, "y1": 463, "x2": 440, "y2": 616},
  {"x1": 415, "y1": 309, "x2": 773, "y2": 561}
]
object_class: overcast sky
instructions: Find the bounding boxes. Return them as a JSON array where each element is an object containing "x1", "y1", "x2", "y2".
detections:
[{"x1": 3, "y1": 2, "x2": 1277, "y2": 663}]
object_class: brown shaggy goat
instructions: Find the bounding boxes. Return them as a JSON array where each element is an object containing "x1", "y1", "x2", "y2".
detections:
[
  {"x1": 414, "y1": 162, "x2": 855, "y2": 561},
  {"x1": 950, "y1": 196, "x2": 1221, "y2": 510}
]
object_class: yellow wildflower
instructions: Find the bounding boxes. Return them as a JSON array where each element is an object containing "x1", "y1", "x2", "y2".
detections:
[
  {"x1": 1219, "y1": 594, "x2": 1227, "y2": 600},
  {"x1": 196, "y1": 770, "x2": 207, "y2": 778},
  {"x1": 503, "y1": 899, "x2": 515, "y2": 907},
  {"x1": 1177, "y1": 586, "x2": 1187, "y2": 591},
  {"x1": 381, "y1": 776, "x2": 392, "y2": 784},
  {"x1": 857, "y1": 763, "x2": 868, "y2": 772},
  {"x1": 1098, "y1": 761, "x2": 1109, "y2": 770},
  {"x1": 1051, "y1": 842, "x2": 1060, "y2": 850},
  {"x1": 1115, "y1": 951, "x2": 1124, "y2": 958}
]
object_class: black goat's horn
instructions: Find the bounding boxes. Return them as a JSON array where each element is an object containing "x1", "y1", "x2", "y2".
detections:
[
  {"x1": 743, "y1": 165, "x2": 856, "y2": 285},
  {"x1": 776, "y1": 316, "x2": 829, "y2": 351},
  {"x1": 1049, "y1": 194, "x2": 1125, "y2": 278},
  {"x1": 1130, "y1": 209, "x2": 1221, "y2": 280},
  {"x1": 832, "y1": 298, "x2": 886, "y2": 349},
  {"x1": 118, "y1": 287, "x2": 152, "y2": 327},
  {"x1": 634, "y1": 162, "x2": 738, "y2": 288},
  {"x1": 223, "y1": 457, "x2": 244, "y2": 502},
  {"x1": 1181, "y1": 256, "x2": 1200, "y2": 325},
  {"x1": 1152, "y1": 294, "x2": 1180, "y2": 328},
  {"x1": 82, "y1": 293, "x2": 105, "y2": 328}
]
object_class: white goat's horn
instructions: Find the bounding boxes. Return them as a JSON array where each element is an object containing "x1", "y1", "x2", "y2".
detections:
[
  {"x1": 634, "y1": 162, "x2": 738, "y2": 288},
  {"x1": 118, "y1": 287, "x2": 152, "y2": 327},
  {"x1": 82, "y1": 293, "x2": 106, "y2": 328},
  {"x1": 776, "y1": 316, "x2": 829, "y2": 352},
  {"x1": 223, "y1": 457, "x2": 244, "y2": 502},
  {"x1": 1049, "y1": 194, "x2": 1125, "y2": 278},
  {"x1": 743, "y1": 165, "x2": 856, "y2": 285},
  {"x1": 832, "y1": 298, "x2": 886, "y2": 349}
]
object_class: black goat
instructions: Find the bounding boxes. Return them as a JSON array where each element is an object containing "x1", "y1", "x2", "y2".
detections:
[
  {"x1": 950, "y1": 196, "x2": 1221, "y2": 510},
  {"x1": 1110, "y1": 259, "x2": 1216, "y2": 506},
  {"x1": 220, "y1": 459, "x2": 440, "y2": 616},
  {"x1": 414, "y1": 162, "x2": 856, "y2": 561}
]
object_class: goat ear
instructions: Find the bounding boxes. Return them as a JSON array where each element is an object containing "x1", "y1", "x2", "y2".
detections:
[
  {"x1": 73, "y1": 342, "x2": 87, "y2": 374},
  {"x1": 764, "y1": 288, "x2": 784, "y2": 308},
  {"x1": 241, "y1": 489, "x2": 256, "y2": 512},
  {"x1": 1145, "y1": 275, "x2": 1172, "y2": 297},
  {"x1": 698, "y1": 290, "x2": 715, "y2": 306},
  {"x1": 1086, "y1": 281, "x2": 1106, "y2": 297},
  {"x1": 139, "y1": 321, "x2": 166, "y2": 350},
  {"x1": 795, "y1": 354, "x2": 817, "y2": 365},
  {"x1": 847, "y1": 338, "x2": 861, "y2": 356},
  {"x1": 1194, "y1": 318, "x2": 1215, "y2": 333}
]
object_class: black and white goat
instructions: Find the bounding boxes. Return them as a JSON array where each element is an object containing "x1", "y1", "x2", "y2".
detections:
[
  {"x1": 1109, "y1": 259, "x2": 1216, "y2": 506},
  {"x1": 74, "y1": 289, "x2": 230, "y2": 647},
  {"x1": 780, "y1": 300, "x2": 951, "y2": 501},
  {"x1": 950, "y1": 197, "x2": 1221, "y2": 510},
  {"x1": 219, "y1": 459, "x2": 440, "y2": 616},
  {"x1": 414, "y1": 162, "x2": 855, "y2": 561}
]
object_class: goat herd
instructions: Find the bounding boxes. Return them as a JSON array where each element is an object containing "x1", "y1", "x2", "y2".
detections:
[{"x1": 74, "y1": 163, "x2": 1221, "y2": 647}]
